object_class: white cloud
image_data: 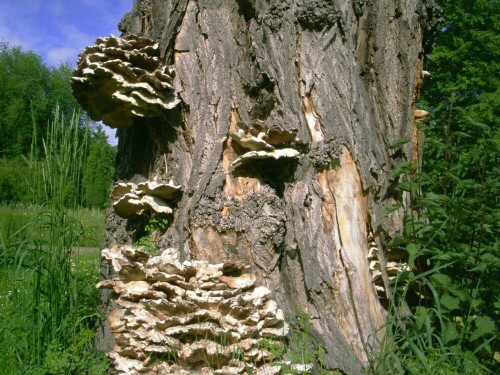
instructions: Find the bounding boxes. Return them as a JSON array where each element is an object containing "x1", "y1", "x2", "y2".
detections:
[
  {"x1": 0, "y1": 0, "x2": 132, "y2": 66},
  {"x1": 40, "y1": 23, "x2": 97, "y2": 66},
  {"x1": 46, "y1": 47, "x2": 79, "y2": 66}
]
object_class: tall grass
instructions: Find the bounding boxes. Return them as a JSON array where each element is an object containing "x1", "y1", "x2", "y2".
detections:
[
  {"x1": 27, "y1": 108, "x2": 88, "y2": 366},
  {"x1": 367, "y1": 261, "x2": 492, "y2": 374},
  {"x1": 0, "y1": 108, "x2": 107, "y2": 374}
]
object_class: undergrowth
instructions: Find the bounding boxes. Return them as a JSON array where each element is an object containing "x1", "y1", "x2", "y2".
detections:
[
  {"x1": 133, "y1": 213, "x2": 169, "y2": 255},
  {"x1": 368, "y1": 106, "x2": 499, "y2": 374},
  {"x1": 258, "y1": 306, "x2": 339, "y2": 374}
]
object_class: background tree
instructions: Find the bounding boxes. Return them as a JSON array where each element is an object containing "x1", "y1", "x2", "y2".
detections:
[
  {"x1": 0, "y1": 157, "x2": 31, "y2": 203},
  {"x1": 421, "y1": 0, "x2": 499, "y2": 312},
  {"x1": 0, "y1": 43, "x2": 81, "y2": 157},
  {"x1": 83, "y1": 126, "x2": 116, "y2": 209}
]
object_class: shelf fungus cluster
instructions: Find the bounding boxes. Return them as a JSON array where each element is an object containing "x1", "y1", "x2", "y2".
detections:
[
  {"x1": 230, "y1": 122, "x2": 301, "y2": 168},
  {"x1": 112, "y1": 180, "x2": 181, "y2": 218},
  {"x1": 367, "y1": 233, "x2": 411, "y2": 298},
  {"x1": 413, "y1": 109, "x2": 429, "y2": 122},
  {"x1": 98, "y1": 246, "x2": 290, "y2": 374},
  {"x1": 71, "y1": 34, "x2": 180, "y2": 128}
]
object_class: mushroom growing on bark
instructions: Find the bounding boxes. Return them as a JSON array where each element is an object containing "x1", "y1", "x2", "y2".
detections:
[
  {"x1": 71, "y1": 34, "x2": 179, "y2": 128},
  {"x1": 229, "y1": 122, "x2": 301, "y2": 168},
  {"x1": 98, "y1": 246, "x2": 290, "y2": 374},
  {"x1": 111, "y1": 181, "x2": 181, "y2": 218}
]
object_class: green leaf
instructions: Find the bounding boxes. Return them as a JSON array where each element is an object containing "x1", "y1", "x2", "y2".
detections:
[
  {"x1": 443, "y1": 321, "x2": 459, "y2": 345},
  {"x1": 388, "y1": 235, "x2": 409, "y2": 248},
  {"x1": 463, "y1": 351, "x2": 483, "y2": 373},
  {"x1": 406, "y1": 242, "x2": 421, "y2": 260},
  {"x1": 440, "y1": 293, "x2": 460, "y2": 311},
  {"x1": 380, "y1": 203, "x2": 403, "y2": 221},
  {"x1": 415, "y1": 306, "x2": 429, "y2": 330},
  {"x1": 430, "y1": 273, "x2": 452, "y2": 289},
  {"x1": 389, "y1": 162, "x2": 413, "y2": 179},
  {"x1": 469, "y1": 316, "x2": 495, "y2": 342}
]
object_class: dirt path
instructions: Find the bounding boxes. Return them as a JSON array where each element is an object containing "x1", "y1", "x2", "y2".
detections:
[{"x1": 72, "y1": 247, "x2": 100, "y2": 256}]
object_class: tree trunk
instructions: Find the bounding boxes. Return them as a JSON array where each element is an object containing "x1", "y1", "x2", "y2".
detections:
[{"x1": 101, "y1": 1, "x2": 438, "y2": 373}]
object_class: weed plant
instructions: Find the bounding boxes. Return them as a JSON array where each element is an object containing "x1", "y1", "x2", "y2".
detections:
[
  {"x1": 256, "y1": 306, "x2": 336, "y2": 374},
  {"x1": 134, "y1": 213, "x2": 169, "y2": 255}
]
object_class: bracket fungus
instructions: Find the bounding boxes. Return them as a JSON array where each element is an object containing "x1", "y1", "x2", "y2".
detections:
[
  {"x1": 233, "y1": 148, "x2": 301, "y2": 169},
  {"x1": 112, "y1": 180, "x2": 181, "y2": 218},
  {"x1": 98, "y1": 246, "x2": 290, "y2": 374},
  {"x1": 230, "y1": 122, "x2": 301, "y2": 168},
  {"x1": 71, "y1": 35, "x2": 180, "y2": 128},
  {"x1": 367, "y1": 233, "x2": 411, "y2": 298},
  {"x1": 413, "y1": 109, "x2": 429, "y2": 121}
]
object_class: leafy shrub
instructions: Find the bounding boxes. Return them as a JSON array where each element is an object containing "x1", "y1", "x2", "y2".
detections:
[
  {"x1": 0, "y1": 157, "x2": 31, "y2": 203},
  {"x1": 369, "y1": 1, "x2": 499, "y2": 371},
  {"x1": 33, "y1": 329, "x2": 108, "y2": 375},
  {"x1": 369, "y1": 117, "x2": 498, "y2": 373},
  {"x1": 134, "y1": 214, "x2": 169, "y2": 255}
]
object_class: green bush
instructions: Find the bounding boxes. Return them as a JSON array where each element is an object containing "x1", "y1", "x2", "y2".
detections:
[
  {"x1": 82, "y1": 127, "x2": 115, "y2": 209},
  {"x1": 0, "y1": 157, "x2": 31, "y2": 203},
  {"x1": 34, "y1": 333, "x2": 108, "y2": 375}
]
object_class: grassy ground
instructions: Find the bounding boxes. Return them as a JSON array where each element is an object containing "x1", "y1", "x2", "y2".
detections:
[
  {"x1": 0, "y1": 204, "x2": 106, "y2": 374},
  {"x1": 0, "y1": 204, "x2": 106, "y2": 249},
  {"x1": 0, "y1": 250, "x2": 104, "y2": 374}
]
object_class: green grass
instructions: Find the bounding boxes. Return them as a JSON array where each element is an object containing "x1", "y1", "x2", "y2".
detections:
[
  {"x1": 0, "y1": 204, "x2": 105, "y2": 250},
  {"x1": 0, "y1": 206, "x2": 107, "y2": 374},
  {"x1": 0, "y1": 250, "x2": 106, "y2": 374}
]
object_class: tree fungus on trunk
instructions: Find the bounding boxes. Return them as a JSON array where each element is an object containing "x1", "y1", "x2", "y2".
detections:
[{"x1": 72, "y1": 0, "x2": 439, "y2": 373}]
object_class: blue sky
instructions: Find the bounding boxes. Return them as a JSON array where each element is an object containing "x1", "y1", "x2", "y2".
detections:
[{"x1": 0, "y1": 0, "x2": 135, "y2": 144}]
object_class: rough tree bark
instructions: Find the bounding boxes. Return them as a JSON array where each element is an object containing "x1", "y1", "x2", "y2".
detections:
[{"x1": 101, "y1": 1, "x2": 438, "y2": 373}]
